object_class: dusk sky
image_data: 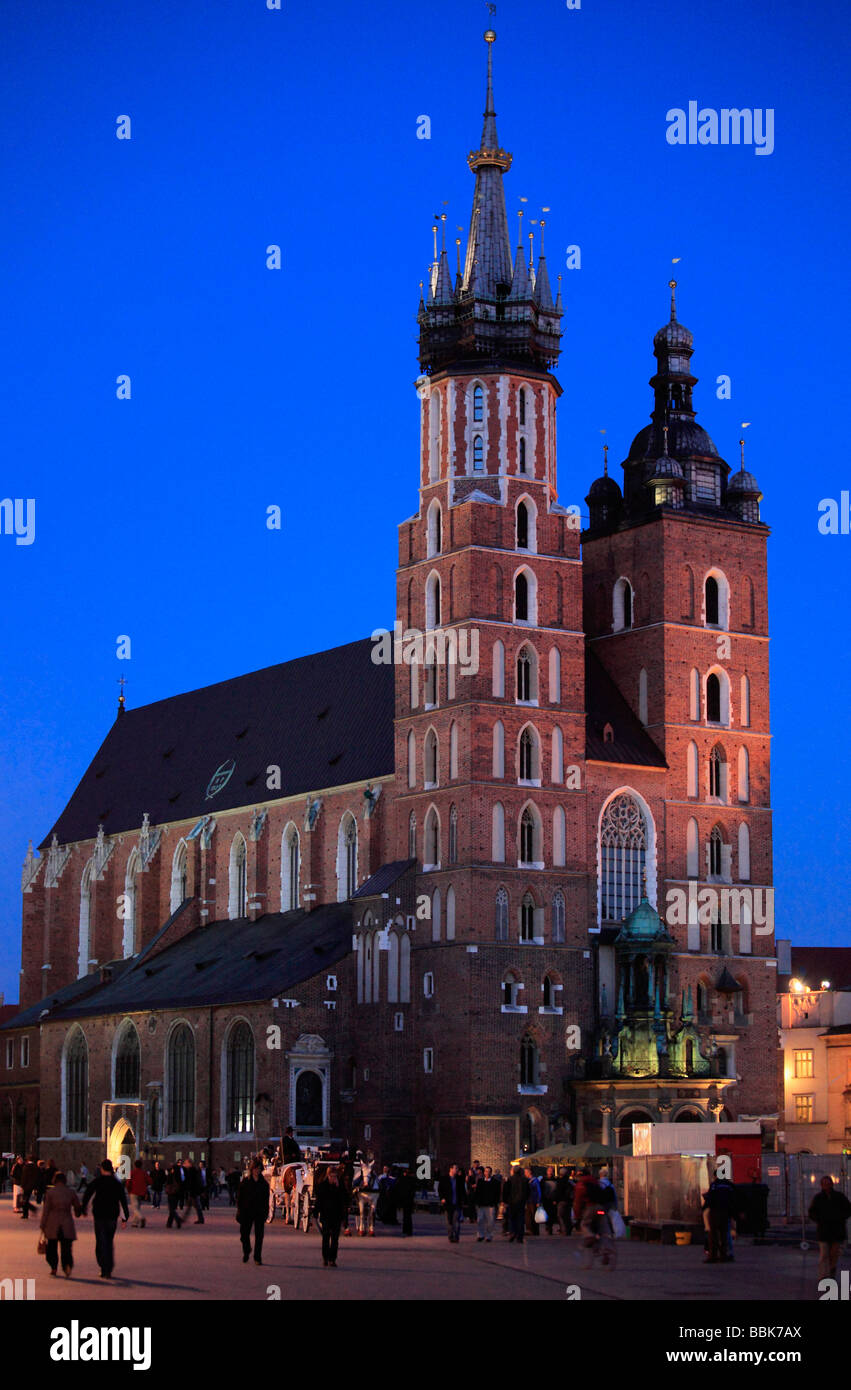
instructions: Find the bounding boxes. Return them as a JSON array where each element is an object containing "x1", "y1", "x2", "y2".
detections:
[{"x1": 1, "y1": 0, "x2": 848, "y2": 1001}]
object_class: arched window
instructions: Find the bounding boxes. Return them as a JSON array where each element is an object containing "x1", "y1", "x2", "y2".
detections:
[
  {"x1": 446, "y1": 884, "x2": 456, "y2": 940},
  {"x1": 553, "y1": 806, "x2": 566, "y2": 867},
  {"x1": 738, "y1": 822, "x2": 751, "y2": 880},
  {"x1": 78, "y1": 858, "x2": 94, "y2": 979},
  {"x1": 337, "y1": 814, "x2": 358, "y2": 900},
  {"x1": 687, "y1": 817, "x2": 699, "y2": 878},
  {"x1": 519, "y1": 386, "x2": 526, "y2": 426},
  {"x1": 552, "y1": 889, "x2": 566, "y2": 942},
  {"x1": 519, "y1": 726, "x2": 536, "y2": 781},
  {"x1": 424, "y1": 807, "x2": 440, "y2": 869},
  {"x1": 516, "y1": 501, "x2": 529, "y2": 548},
  {"x1": 542, "y1": 975, "x2": 555, "y2": 1008},
  {"x1": 516, "y1": 643, "x2": 537, "y2": 702},
  {"x1": 425, "y1": 572, "x2": 441, "y2": 629},
  {"x1": 225, "y1": 1022, "x2": 255, "y2": 1134},
  {"x1": 492, "y1": 640, "x2": 505, "y2": 697},
  {"x1": 740, "y1": 675, "x2": 751, "y2": 727},
  {"x1": 473, "y1": 383, "x2": 484, "y2": 422},
  {"x1": 706, "y1": 673, "x2": 721, "y2": 723},
  {"x1": 449, "y1": 722, "x2": 459, "y2": 778},
  {"x1": 282, "y1": 824, "x2": 300, "y2": 910},
  {"x1": 520, "y1": 1035, "x2": 539, "y2": 1086},
  {"x1": 170, "y1": 840, "x2": 188, "y2": 915},
  {"x1": 600, "y1": 793, "x2": 647, "y2": 921},
  {"x1": 549, "y1": 647, "x2": 561, "y2": 703},
  {"x1": 520, "y1": 892, "x2": 536, "y2": 942},
  {"x1": 427, "y1": 499, "x2": 442, "y2": 557},
  {"x1": 687, "y1": 741, "x2": 699, "y2": 797},
  {"x1": 424, "y1": 728, "x2": 439, "y2": 787},
  {"x1": 408, "y1": 810, "x2": 417, "y2": 860},
  {"x1": 639, "y1": 669, "x2": 648, "y2": 725},
  {"x1": 515, "y1": 571, "x2": 529, "y2": 622},
  {"x1": 473, "y1": 435, "x2": 484, "y2": 471},
  {"x1": 705, "y1": 576, "x2": 719, "y2": 625},
  {"x1": 492, "y1": 803, "x2": 505, "y2": 863},
  {"x1": 64, "y1": 1027, "x2": 88, "y2": 1134},
  {"x1": 432, "y1": 889, "x2": 442, "y2": 942},
  {"x1": 613, "y1": 577, "x2": 633, "y2": 631},
  {"x1": 167, "y1": 1024, "x2": 195, "y2": 1135},
  {"x1": 709, "y1": 825, "x2": 724, "y2": 878},
  {"x1": 689, "y1": 668, "x2": 700, "y2": 721},
  {"x1": 424, "y1": 653, "x2": 437, "y2": 706},
  {"x1": 709, "y1": 745, "x2": 727, "y2": 801},
  {"x1": 448, "y1": 805, "x2": 458, "y2": 864},
  {"x1": 114, "y1": 1021, "x2": 140, "y2": 1098},
  {"x1": 407, "y1": 730, "x2": 416, "y2": 787},
  {"x1": 123, "y1": 850, "x2": 139, "y2": 958},
  {"x1": 738, "y1": 747, "x2": 750, "y2": 802},
  {"x1": 551, "y1": 726, "x2": 564, "y2": 783},
  {"x1": 228, "y1": 835, "x2": 247, "y2": 920},
  {"x1": 503, "y1": 970, "x2": 521, "y2": 1008},
  {"x1": 519, "y1": 806, "x2": 541, "y2": 865},
  {"x1": 519, "y1": 436, "x2": 527, "y2": 474},
  {"x1": 493, "y1": 720, "x2": 505, "y2": 777},
  {"x1": 495, "y1": 887, "x2": 509, "y2": 941},
  {"x1": 295, "y1": 1070, "x2": 324, "y2": 1129}
]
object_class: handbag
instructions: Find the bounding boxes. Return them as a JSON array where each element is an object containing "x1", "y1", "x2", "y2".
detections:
[
  {"x1": 37, "y1": 1233, "x2": 48, "y2": 1255},
  {"x1": 610, "y1": 1209, "x2": 626, "y2": 1239},
  {"x1": 534, "y1": 1204, "x2": 548, "y2": 1224}
]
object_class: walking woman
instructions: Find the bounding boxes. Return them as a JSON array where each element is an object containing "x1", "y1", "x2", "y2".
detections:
[
  {"x1": 165, "y1": 1164, "x2": 184, "y2": 1229},
  {"x1": 40, "y1": 1172, "x2": 81, "y2": 1278}
]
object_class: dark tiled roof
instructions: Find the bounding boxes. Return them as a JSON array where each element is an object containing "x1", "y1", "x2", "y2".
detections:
[
  {"x1": 585, "y1": 652, "x2": 667, "y2": 768},
  {"x1": 352, "y1": 859, "x2": 416, "y2": 899},
  {"x1": 780, "y1": 948, "x2": 851, "y2": 992},
  {"x1": 43, "y1": 639, "x2": 395, "y2": 847},
  {"x1": 50, "y1": 903, "x2": 353, "y2": 1018},
  {"x1": 0, "y1": 964, "x2": 133, "y2": 1031}
]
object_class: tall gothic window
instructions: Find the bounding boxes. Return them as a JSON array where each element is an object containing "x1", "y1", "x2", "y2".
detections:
[
  {"x1": 706, "y1": 673, "x2": 721, "y2": 723},
  {"x1": 65, "y1": 1027, "x2": 88, "y2": 1134},
  {"x1": 516, "y1": 501, "x2": 529, "y2": 549},
  {"x1": 709, "y1": 746, "x2": 727, "y2": 800},
  {"x1": 226, "y1": 1022, "x2": 255, "y2": 1134},
  {"x1": 408, "y1": 811, "x2": 417, "y2": 860},
  {"x1": 517, "y1": 648, "x2": 531, "y2": 701},
  {"x1": 600, "y1": 793, "x2": 647, "y2": 922},
  {"x1": 170, "y1": 840, "x2": 188, "y2": 915},
  {"x1": 114, "y1": 1021, "x2": 140, "y2": 1098},
  {"x1": 515, "y1": 572, "x2": 529, "y2": 621},
  {"x1": 473, "y1": 435, "x2": 484, "y2": 471},
  {"x1": 552, "y1": 889, "x2": 565, "y2": 943},
  {"x1": 519, "y1": 387, "x2": 526, "y2": 426},
  {"x1": 519, "y1": 437, "x2": 527, "y2": 474},
  {"x1": 520, "y1": 810, "x2": 535, "y2": 865},
  {"x1": 345, "y1": 817, "x2": 357, "y2": 896},
  {"x1": 705, "y1": 576, "x2": 720, "y2": 625},
  {"x1": 448, "y1": 805, "x2": 458, "y2": 864},
  {"x1": 520, "y1": 891, "x2": 535, "y2": 941},
  {"x1": 229, "y1": 835, "x2": 247, "y2": 919},
  {"x1": 167, "y1": 1024, "x2": 195, "y2": 1134},
  {"x1": 473, "y1": 384, "x2": 484, "y2": 422},
  {"x1": 495, "y1": 888, "x2": 509, "y2": 941},
  {"x1": 709, "y1": 825, "x2": 723, "y2": 877},
  {"x1": 520, "y1": 1035, "x2": 539, "y2": 1085},
  {"x1": 519, "y1": 728, "x2": 534, "y2": 781}
]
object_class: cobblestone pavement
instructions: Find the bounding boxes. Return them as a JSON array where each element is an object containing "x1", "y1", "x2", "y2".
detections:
[{"x1": 0, "y1": 1198, "x2": 837, "y2": 1302}]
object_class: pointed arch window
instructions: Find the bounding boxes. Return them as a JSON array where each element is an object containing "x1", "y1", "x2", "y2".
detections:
[
  {"x1": 519, "y1": 386, "x2": 526, "y2": 426},
  {"x1": 492, "y1": 720, "x2": 505, "y2": 778},
  {"x1": 705, "y1": 575, "x2": 720, "y2": 625},
  {"x1": 600, "y1": 793, "x2": 647, "y2": 922},
  {"x1": 552, "y1": 889, "x2": 566, "y2": 943},
  {"x1": 78, "y1": 859, "x2": 94, "y2": 979},
  {"x1": 473, "y1": 384, "x2": 484, "y2": 422},
  {"x1": 553, "y1": 806, "x2": 566, "y2": 867},
  {"x1": 517, "y1": 647, "x2": 531, "y2": 701},
  {"x1": 337, "y1": 814, "x2": 358, "y2": 899},
  {"x1": 519, "y1": 808, "x2": 537, "y2": 865},
  {"x1": 519, "y1": 437, "x2": 527, "y2": 474},
  {"x1": 449, "y1": 722, "x2": 459, "y2": 778},
  {"x1": 687, "y1": 741, "x2": 699, "y2": 797},
  {"x1": 519, "y1": 727, "x2": 534, "y2": 781},
  {"x1": 448, "y1": 804, "x2": 458, "y2": 864},
  {"x1": 114, "y1": 1021, "x2": 140, "y2": 1099},
  {"x1": 473, "y1": 435, "x2": 484, "y2": 471},
  {"x1": 737, "y1": 747, "x2": 749, "y2": 802},
  {"x1": 738, "y1": 822, "x2": 751, "y2": 881},
  {"x1": 167, "y1": 1024, "x2": 195, "y2": 1135},
  {"x1": 495, "y1": 887, "x2": 509, "y2": 941},
  {"x1": 228, "y1": 835, "x2": 247, "y2": 920},
  {"x1": 65, "y1": 1027, "x2": 88, "y2": 1135},
  {"x1": 170, "y1": 840, "x2": 188, "y2": 915},
  {"x1": 492, "y1": 640, "x2": 505, "y2": 697},
  {"x1": 225, "y1": 1021, "x2": 254, "y2": 1134},
  {"x1": 687, "y1": 817, "x2": 699, "y2": 878},
  {"x1": 424, "y1": 807, "x2": 440, "y2": 869},
  {"x1": 515, "y1": 571, "x2": 529, "y2": 622},
  {"x1": 492, "y1": 803, "x2": 505, "y2": 863},
  {"x1": 740, "y1": 675, "x2": 751, "y2": 728},
  {"x1": 446, "y1": 884, "x2": 456, "y2": 939},
  {"x1": 613, "y1": 577, "x2": 633, "y2": 631},
  {"x1": 424, "y1": 728, "x2": 439, "y2": 787},
  {"x1": 706, "y1": 673, "x2": 721, "y2": 723},
  {"x1": 425, "y1": 572, "x2": 441, "y2": 629},
  {"x1": 408, "y1": 810, "x2": 417, "y2": 860},
  {"x1": 516, "y1": 501, "x2": 529, "y2": 549},
  {"x1": 520, "y1": 1035, "x2": 539, "y2": 1086},
  {"x1": 427, "y1": 500, "x2": 442, "y2": 557},
  {"x1": 520, "y1": 892, "x2": 535, "y2": 942},
  {"x1": 407, "y1": 729, "x2": 416, "y2": 787},
  {"x1": 123, "y1": 850, "x2": 139, "y2": 958},
  {"x1": 709, "y1": 745, "x2": 727, "y2": 801},
  {"x1": 709, "y1": 825, "x2": 724, "y2": 878},
  {"x1": 282, "y1": 824, "x2": 300, "y2": 910}
]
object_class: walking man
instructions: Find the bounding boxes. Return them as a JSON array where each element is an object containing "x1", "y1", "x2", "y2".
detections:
[
  {"x1": 127, "y1": 1159, "x2": 149, "y2": 1227},
  {"x1": 40, "y1": 1172, "x2": 81, "y2": 1278},
  {"x1": 438, "y1": 1163, "x2": 467, "y2": 1243},
  {"x1": 474, "y1": 1166, "x2": 500, "y2": 1242},
  {"x1": 19, "y1": 1154, "x2": 38, "y2": 1219},
  {"x1": 506, "y1": 1164, "x2": 529, "y2": 1243},
  {"x1": 182, "y1": 1158, "x2": 204, "y2": 1223},
  {"x1": 316, "y1": 1167, "x2": 348, "y2": 1267},
  {"x1": 165, "y1": 1164, "x2": 183, "y2": 1228},
  {"x1": 81, "y1": 1159, "x2": 129, "y2": 1279},
  {"x1": 394, "y1": 1164, "x2": 416, "y2": 1237},
  {"x1": 809, "y1": 1175, "x2": 851, "y2": 1282},
  {"x1": 237, "y1": 1159, "x2": 270, "y2": 1265}
]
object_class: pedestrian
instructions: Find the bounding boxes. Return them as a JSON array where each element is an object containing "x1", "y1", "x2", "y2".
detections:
[
  {"x1": 464, "y1": 1167, "x2": 478, "y2": 1224},
  {"x1": 19, "y1": 1154, "x2": 38, "y2": 1219},
  {"x1": 39, "y1": 1172, "x2": 81, "y2": 1279},
  {"x1": 572, "y1": 1168, "x2": 597, "y2": 1232},
  {"x1": 525, "y1": 1166, "x2": 542, "y2": 1236},
  {"x1": 473, "y1": 1166, "x2": 500, "y2": 1242},
  {"x1": 394, "y1": 1164, "x2": 416, "y2": 1238},
  {"x1": 181, "y1": 1159, "x2": 204, "y2": 1223},
  {"x1": 702, "y1": 1174, "x2": 736, "y2": 1264},
  {"x1": 165, "y1": 1165, "x2": 183, "y2": 1228},
  {"x1": 81, "y1": 1159, "x2": 129, "y2": 1279},
  {"x1": 376, "y1": 1164, "x2": 398, "y2": 1226},
  {"x1": 237, "y1": 1159, "x2": 270, "y2": 1265},
  {"x1": 437, "y1": 1163, "x2": 467, "y2": 1243},
  {"x1": 11, "y1": 1156, "x2": 24, "y2": 1213},
  {"x1": 506, "y1": 1164, "x2": 529, "y2": 1243},
  {"x1": 316, "y1": 1167, "x2": 348, "y2": 1267},
  {"x1": 127, "y1": 1159, "x2": 149, "y2": 1227},
  {"x1": 150, "y1": 1162, "x2": 166, "y2": 1209},
  {"x1": 198, "y1": 1161, "x2": 210, "y2": 1211},
  {"x1": 808, "y1": 1175, "x2": 851, "y2": 1283},
  {"x1": 555, "y1": 1169, "x2": 575, "y2": 1236},
  {"x1": 541, "y1": 1165, "x2": 558, "y2": 1235},
  {"x1": 76, "y1": 1162, "x2": 89, "y2": 1194},
  {"x1": 226, "y1": 1166, "x2": 240, "y2": 1206}
]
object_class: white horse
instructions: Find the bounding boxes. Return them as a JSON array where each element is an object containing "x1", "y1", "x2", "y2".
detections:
[{"x1": 354, "y1": 1159, "x2": 378, "y2": 1236}]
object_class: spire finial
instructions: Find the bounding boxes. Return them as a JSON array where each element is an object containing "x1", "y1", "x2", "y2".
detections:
[
  {"x1": 669, "y1": 278, "x2": 678, "y2": 321},
  {"x1": 539, "y1": 218, "x2": 546, "y2": 255},
  {"x1": 117, "y1": 675, "x2": 126, "y2": 714},
  {"x1": 455, "y1": 237, "x2": 461, "y2": 274},
  {"x1": 440, "y1": 212, "x2": 447, "y2": 252},
  {"x1": 663, "y1": 423, "x2": 669, "y2": 454},
  {"x1": 528, "y1": 228, "x2": 534, "y2": 269},
  {"x1": 641, "y1": 866, "x2": 648, "y2": 897},
  {"x1": 517, "y1": 207, "x2": 523, "y2": 246},
  {"x1": 603, "y1": 441, "x2": 609, "y2": 475},
  {"x1": 484, "y1": 27, "x2": 496, "y2": 116},
  {"x1": 432, "y1": 223, "x2": 438, "y2": 263}
]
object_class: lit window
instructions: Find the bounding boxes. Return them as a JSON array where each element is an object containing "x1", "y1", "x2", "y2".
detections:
[
  {"x1": 794, "y1": 1094, "x2": 814, "y2": 1124},
  {"x1": 794, "y1": 1049, "x2": 814, "y2": 1079}
]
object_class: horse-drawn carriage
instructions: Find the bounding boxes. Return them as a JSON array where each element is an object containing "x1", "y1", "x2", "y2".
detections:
[{"x1": 264, "y1": 1152, "x2": 352, "y2": 1232}]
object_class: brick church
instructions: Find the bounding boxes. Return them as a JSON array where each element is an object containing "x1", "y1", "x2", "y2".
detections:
[{"x1": 1, "y1": 33, "x2": 778, "y2": 1176}]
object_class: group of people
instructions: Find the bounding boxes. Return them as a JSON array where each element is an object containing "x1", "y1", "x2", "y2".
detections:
[{"x1": 436, "y1": 1161, "x2": 619, "y2": 1249}]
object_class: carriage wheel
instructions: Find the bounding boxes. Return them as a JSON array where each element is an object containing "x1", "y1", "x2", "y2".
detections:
[{"x1": 300, "y1": 1196, "x2": 311, "y2": 1233}]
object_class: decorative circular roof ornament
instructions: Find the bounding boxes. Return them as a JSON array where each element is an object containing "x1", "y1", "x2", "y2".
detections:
[{"x1": 205, "y1": 758, "x2": 236, "y2": 800}]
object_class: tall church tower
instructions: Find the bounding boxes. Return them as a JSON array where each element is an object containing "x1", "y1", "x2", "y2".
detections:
[
  {"x1": 393, "y1": 32, "x2": 592, "y2": 1163},
  {"x1": 581, "y1": 285, "x2": 777, "y2": 1133}
]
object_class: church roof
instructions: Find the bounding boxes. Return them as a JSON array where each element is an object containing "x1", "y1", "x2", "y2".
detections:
[
  {"x1": 0, "y1": 961, "x2": 136, "y2": 1030},
  {"x1": 42, "y1": 638, "x2": 395, "y2": 848},
  {"x1": 352, "y1": 859, "x2": 416, "y2": 899},
  {"x1": 585, "y1": 653, "x2": 668, "y2": 768},
  {"x1": 39, "y1": 902, "x2": 354, "y2": 1019}
]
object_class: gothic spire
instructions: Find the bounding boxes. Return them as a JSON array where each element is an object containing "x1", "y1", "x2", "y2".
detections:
[{"x1": 462, "y1": 30, "x2": 513, "y2": 298}]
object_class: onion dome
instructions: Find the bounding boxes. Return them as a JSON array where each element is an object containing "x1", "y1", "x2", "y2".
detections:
[
  {"x1": 727, "y1": 437, "x2": 762, "y2": 522},
  {"x1": 615, "y1": 890, "x2": 671, "y2": 943},
  {"x1": 645, "y1": 451, "x2": 683, "y2": 485},
  {"x1": 585, "y1": 444, "x2": 623, "y2": 530}
]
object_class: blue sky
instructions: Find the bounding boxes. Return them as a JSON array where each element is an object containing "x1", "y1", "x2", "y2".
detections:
[{"x1": 1, "y1": 0, "x2": 848, "y2": 1001}]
